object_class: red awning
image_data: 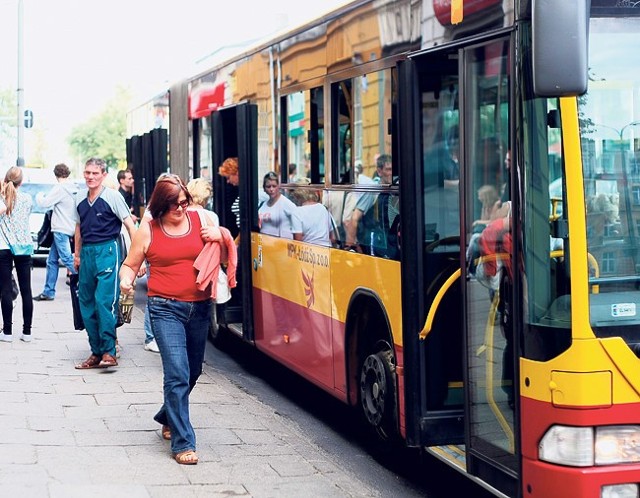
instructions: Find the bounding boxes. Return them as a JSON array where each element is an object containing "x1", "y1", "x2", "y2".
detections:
[{"x1": 189, "y1": 83, "x2": 225, "y2": 119}]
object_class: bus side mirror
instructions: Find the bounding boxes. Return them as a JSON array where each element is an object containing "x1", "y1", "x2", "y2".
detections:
[{"x1": 532, "y1": 0, "x2": 589, "y2": 97}]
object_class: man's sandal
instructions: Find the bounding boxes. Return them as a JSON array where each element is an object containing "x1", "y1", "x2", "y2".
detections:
[
  {"x1": 75, "y1": 354, "x2": 102, "y2": 369},
  {"x1": 174, "y1": 450, "x2": 198, "y2": 465},
  {"x1": 162, "y1": 425, "x2": 171, "y2": 440},
  {"x1": 99, "y1": 353, "x2": 118, "y2": 368}
]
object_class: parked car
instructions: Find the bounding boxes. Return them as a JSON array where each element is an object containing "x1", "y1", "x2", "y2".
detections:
[{"x1": 20, "y1": 183, "x2": 55, "y2": 265}]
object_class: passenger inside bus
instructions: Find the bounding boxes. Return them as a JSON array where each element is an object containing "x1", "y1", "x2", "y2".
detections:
[
  {"x1": 258, "y1": 172, "x2": 296, "y2": 239},
  {"x1": 474, "y1": 206, "x2": 514, "y2": 408},
  {"x1": 218, "y1": 157, "x2": 241, "y2": 233},
  {"x1": 343, "y1": 154, "x2": 399, "y2": 258},
  {"x1": 323, "y1": 161, "x2": 373, "y2": 245},
  {"x1": 289, "y1": 179, "x2": 335, "y2": 247}
]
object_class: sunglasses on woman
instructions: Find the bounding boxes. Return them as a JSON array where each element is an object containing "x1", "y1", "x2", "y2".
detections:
[{"x1": 172, "y1": 199, "x2": 190, "y2": 210}]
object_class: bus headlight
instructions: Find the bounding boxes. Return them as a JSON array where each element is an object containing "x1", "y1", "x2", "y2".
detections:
[
  {"x1": 601, "y1": 484, "x2": 638, "y2": 498},
  {"x1": 596, "y1": 426, "x2": 640, "y2": 465},
  {"x1": 539, "y1": 425, "x2": 594, "y2": 466}
]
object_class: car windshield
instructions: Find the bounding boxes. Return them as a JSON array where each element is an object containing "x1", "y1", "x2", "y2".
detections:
[{"x1": 20, "y1": 183, "x2": 54, "y2": 214}]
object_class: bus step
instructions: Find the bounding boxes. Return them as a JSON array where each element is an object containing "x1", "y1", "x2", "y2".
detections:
[
  {"x1": 425, "y1": 444, "x2": 466, "y2": 472},
  {"x1": 227, "y1": 323, "x2": 243, "y2": 338}
]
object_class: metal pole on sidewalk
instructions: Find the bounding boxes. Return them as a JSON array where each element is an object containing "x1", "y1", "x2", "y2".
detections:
[{"x1": 16, "y1": 0, "x2": 25, "y2": 166}]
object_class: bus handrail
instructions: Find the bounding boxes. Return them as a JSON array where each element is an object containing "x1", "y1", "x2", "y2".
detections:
[
  {"x1": 420, "y1": 249, "x2": 599, "y2": 340},
  {"x1": 590, "y1": 275, "x2": 640, "y2": 284},
  {"x1": 419, "y1": 268, "x2": 461, "y2": 340}
]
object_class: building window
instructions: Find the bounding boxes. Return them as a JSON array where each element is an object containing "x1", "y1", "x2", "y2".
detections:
[{"x1": 602, "y1": 251, "x2": 616, "y2": 274}]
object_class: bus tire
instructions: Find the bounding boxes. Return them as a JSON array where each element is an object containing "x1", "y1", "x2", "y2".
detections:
[
  {"x1": 208, "y1": 303, "x2": 226, "y2": 348},
  {"x1": 359, "y1": 348, "x2": 398, "y2": 440}
]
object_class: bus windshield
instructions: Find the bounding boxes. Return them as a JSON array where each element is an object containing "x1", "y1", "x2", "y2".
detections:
[{"x1": 579, "y1": 16, "x2": 640, "y2": 338}]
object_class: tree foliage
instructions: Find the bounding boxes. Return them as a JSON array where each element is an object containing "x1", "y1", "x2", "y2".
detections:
[
  {"x1": 0, "y1": 89, "x2": 18, "y2": 165},
  {"x1": 68, "y1": 86, "x2": 132, "y2": 171}
]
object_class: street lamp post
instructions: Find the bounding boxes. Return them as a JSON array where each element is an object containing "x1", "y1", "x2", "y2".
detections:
[{"x1": 16, "y1": 0, "x2": 24, "y2": 167}]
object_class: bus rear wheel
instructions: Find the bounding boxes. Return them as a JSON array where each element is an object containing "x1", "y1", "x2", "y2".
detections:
[{"x1": 359, "y1": 349, "x2": 397, "y2": 440}]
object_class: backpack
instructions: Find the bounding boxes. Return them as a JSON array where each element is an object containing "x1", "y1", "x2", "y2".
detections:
[{"x1": 37, "y1": 210, "x2": 54, "y2": 248}]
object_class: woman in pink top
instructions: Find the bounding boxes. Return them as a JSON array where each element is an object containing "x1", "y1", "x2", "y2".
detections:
[{"x1": 119, "y1": 174, "x2": 224, "y2": 466}]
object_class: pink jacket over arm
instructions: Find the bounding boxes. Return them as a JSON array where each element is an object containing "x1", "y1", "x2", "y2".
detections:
[{"x1": 193, "y1": 226, "x2": 238, "y2": 299}]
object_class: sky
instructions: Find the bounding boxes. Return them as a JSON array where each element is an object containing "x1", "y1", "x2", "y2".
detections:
[{"x1": 0, "y1": 0, "x2": 350, "y2": 167}]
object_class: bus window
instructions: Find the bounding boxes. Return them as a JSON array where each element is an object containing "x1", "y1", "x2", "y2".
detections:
[
  {"x1": 281, "y1": 87, "x2": 324, "y2": 184},
  {"x1": 522, "y1": 96, "x2": 571, "y2": 361},
  {"x1": 196, "y1": 116, "x2": 212, "y2": 181},
  {"x1": 421, "y1": 54, "x2": 460, "y2": 243},
  {"x1": 333, "y1": 68, "x2": 394, "y2": 184}
]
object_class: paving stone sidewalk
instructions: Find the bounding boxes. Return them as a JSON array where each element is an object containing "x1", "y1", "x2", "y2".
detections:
[{"x1": 0, "y1": 269, "x2": 377, "y2": 497}]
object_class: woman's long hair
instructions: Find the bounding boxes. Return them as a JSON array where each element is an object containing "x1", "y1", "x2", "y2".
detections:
[{"x1": 2, "y1": 167, "x2": 24, "y2": 215}]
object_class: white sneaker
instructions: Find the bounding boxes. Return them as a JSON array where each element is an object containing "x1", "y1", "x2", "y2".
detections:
[
  {"x1": 144, "y1": 339, "x2": 160, "y2": 353},
  {"x1": 20, "y1": 334, "x2": 32, "y2": 343},
  {"x1": 0, "y1": 334, "x2": 12, "y2": 342}
]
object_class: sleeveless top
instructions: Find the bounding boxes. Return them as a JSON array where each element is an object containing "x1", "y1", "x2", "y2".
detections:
[
  {"x1": 146, "y1": 210, "x2": 209, "y2": 301},
  {"x1": 0, "y1": 192, "x2": 33, "y2": 251}
]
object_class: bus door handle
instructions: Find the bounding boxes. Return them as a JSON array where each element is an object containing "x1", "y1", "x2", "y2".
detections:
[{"x1": 419, "y1": 268, "x2": 461, "y2": 340}]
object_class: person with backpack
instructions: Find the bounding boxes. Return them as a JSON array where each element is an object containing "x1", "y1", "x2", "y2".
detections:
[{"x1": 33, "y1": 163, "x2": 79, "y2": 301}]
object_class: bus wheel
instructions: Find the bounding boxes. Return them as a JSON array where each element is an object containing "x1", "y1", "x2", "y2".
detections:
[
  {"x1": 208, "y1": 303, "x2": 225, "y2": 347},
  {"x1": 359, "y1": 349, "x2": 397, "y2": 439}
]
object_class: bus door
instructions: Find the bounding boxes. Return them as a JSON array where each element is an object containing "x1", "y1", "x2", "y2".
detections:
[
  {"x1": 402, "y1": 36, "x2": 517, "y2": 497},
  {"x1": 211, "y1": 103, "x2": 259, "y2": 342},
  {"x1": 460, "y1": 37, "x2": 518, "y2": 497}
]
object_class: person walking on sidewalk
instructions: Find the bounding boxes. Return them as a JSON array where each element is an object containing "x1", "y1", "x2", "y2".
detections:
[
  {"x1": 74, "y1": 158, "x2": 139, "y2": 369},
  {"x1": 119, "y1": 174, "x2": 225, "y2": 465},
  {"x1": 0, "y1": 167, "x2": 34, "y2": 342},
  {"x1": 33, "y1": 163, "x2": 79, "y2": 302},
  {"x1": 117, "y1": 168, "x2": 138, "y2": 223}
]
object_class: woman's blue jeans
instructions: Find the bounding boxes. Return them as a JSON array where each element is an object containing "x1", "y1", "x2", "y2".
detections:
[{"x1": 148, "y1": 296, "x2": 211, "y2": 454}]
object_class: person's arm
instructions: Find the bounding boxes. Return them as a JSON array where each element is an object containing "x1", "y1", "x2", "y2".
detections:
[
  {"x1": 0, "y1": 197, "x2": 5, "y2": 215},
  {"x1": 199, "y1": 210, "x2": 222, "y2": 243},
  {"x1": 120, "y1": 221, "x2": 150, "y2": 294},
  {"x1": 36, "y1": 185, "x2": 64, "y2": 209},
  {"x1": 291, "y1": 206, "x2": 303, "y2": 240},
  {"x1": 122, "y1": 216, "x2": 146, "y2": 276},
  {"x1": 73, "y1": 223, "x2": 82, "y2": 271},
  {"x1": 345, "y1": 208, "x2": 363, "y2": 247}
]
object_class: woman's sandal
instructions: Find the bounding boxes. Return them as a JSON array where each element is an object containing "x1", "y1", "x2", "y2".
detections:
[
  {"x1": 174, "y1": 450, "x2": 198, "y2": 465},
  {"x1": 162, "y1": 425, "x2": 171, "y2": 440}
]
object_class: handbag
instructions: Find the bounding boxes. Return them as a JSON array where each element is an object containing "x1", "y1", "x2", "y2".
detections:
[
  {"x1": 196, "y1": 209, "x2": 231, "y2": 303},
  {"x1": 117, "y1": 280, "x2": 135, "y2": 326},
  {"x1": 216, "y1": 268, "x2": 231, "y2": 304},
  {"x1": 37, "y1": 210, "x2": 54, "y2": 248},
  {"x1": 11, "y1": 274, "x2": 18, "y2": 301},
  {"x1": 68, "y1": 274, "x2": 85, "y2": 331}
]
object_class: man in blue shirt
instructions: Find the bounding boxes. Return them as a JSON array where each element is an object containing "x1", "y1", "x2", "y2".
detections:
[{"x1": 73, "y1": 158, "x2": 140, "y2": 369}]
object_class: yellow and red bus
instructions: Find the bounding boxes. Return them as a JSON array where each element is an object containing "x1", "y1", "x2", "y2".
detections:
[{"x1": 127, "y1": 1, "x2": 640, "y2": 496}]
